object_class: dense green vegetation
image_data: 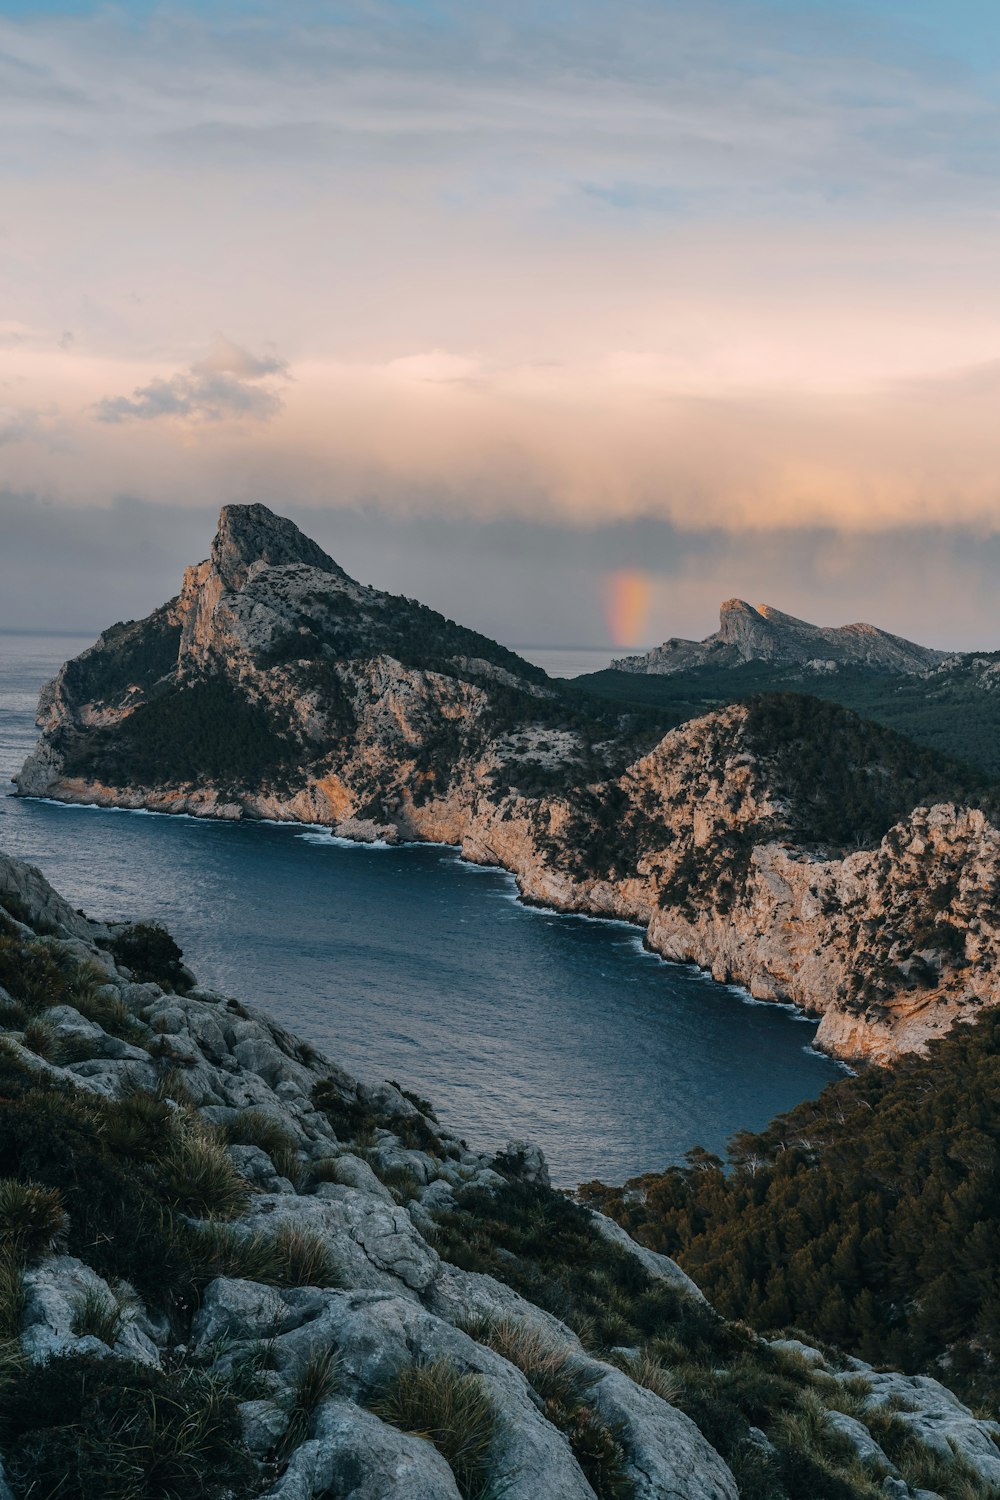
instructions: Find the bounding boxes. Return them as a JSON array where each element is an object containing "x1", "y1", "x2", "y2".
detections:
[
  {"x1": 265, "y1": 586, "x2": 549, "y2": 686},
  {"x1": 59, "y1": 605, "x2": 182, "y2": 709},
  {"x1": 740, "y1": 694, "x2": 998, "y2": 847},
  {"x1": 570, "y1": 655, "x2": 1000, "y2": 778},
  {"x1": 581, "y1": 1011, "x2": 1000, "y2": 1412},
  {"x1": 61, "y1": 675, "x2": 303, "y2": 789}
]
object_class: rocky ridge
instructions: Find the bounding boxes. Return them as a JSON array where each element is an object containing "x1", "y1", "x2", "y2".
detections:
[
  {"x1": 0, "y1": 849, "x2": 997, "y2": 1500},
  {"x1": 611, "y1": 601, "x2": 947, "y2": 677},
  {"x1": 15, "y1": 505, "x2": 1000, "y2": 1065}
]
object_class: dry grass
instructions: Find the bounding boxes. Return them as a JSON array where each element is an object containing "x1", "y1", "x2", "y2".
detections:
[
  {"x1": 607, "y1": 1347, "x2": 681, "y2": 1405},
  {"x1": 374, "y1": 1358, "x2": 500, "y2": 1500}
]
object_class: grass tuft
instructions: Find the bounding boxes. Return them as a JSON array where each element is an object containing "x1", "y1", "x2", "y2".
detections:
[
  {"x1": 607, "y1": 1347, "x2": 681, "y2": 1405},
  {"x1": 71, "y1": 1284, "x2": 130, "y2": 1347},
  {"x1": 374, "y1": 1357, "x2": 500, "y2": 1500},
  {"x1": 463, "y1": 1317, "x2": 630, "y2": 1500},
  {"x1": 0, "y1": 1351, "x2": 257, "y2": 1500},
  {"x1": 276, "y1": 1347, "x2": 340, "y2": 1463},
  {"x1": 269, "y1": 1225, "x2": 342, "y2": 1289},
  {"x1": 160, "y1": 1126, "x2": 250, "y2": 1220},
  {"x1": 0, "y1": 1178, "x2": 69, "y2": 1260}
]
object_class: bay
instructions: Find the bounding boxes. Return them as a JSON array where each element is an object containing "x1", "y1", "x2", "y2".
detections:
[{"x1": 0, "y1": 631, "x2": 842, "y2": 1185}]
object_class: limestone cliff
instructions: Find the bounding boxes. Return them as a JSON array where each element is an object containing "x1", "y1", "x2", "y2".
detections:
[
  {"x1": 16, "y1": 505, "x2": 1000, "y2": 1066},
  {"x1": 612, "y1": 599, "x2": 947, "y2": 676}
]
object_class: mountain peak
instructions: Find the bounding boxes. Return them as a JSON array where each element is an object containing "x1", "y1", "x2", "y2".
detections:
[
  {"x1": 613, "y1": 599, "x2": 947, "y2": 676},
  {"x1": 212, "y1": 504, "x2": 348, "y2": 591}
]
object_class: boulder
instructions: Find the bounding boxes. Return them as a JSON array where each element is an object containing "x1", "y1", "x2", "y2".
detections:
[
  {"x1": 262, "y1": 1400, "x2": 463, "y2": 1499},
  {"x1": 588, "y1": 1366, "x2": 739, "y2": 1500}
]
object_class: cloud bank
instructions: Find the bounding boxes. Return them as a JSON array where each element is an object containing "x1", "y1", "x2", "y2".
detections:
[{"x1": 2, "y1": 1, "x2": 1000, "y2": 642}]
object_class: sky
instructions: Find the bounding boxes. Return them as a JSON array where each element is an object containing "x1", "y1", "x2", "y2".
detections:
[{"x1": 3, "y1": 0, "x2": 1000, "y2": 650}]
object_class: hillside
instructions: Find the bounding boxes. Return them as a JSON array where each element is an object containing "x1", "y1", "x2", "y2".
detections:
[
  {"x1": 1, "y1": 850, "x2": 999, "y2": 1500},
  {"x1": 16, "y1": 504, "x2": 1000, "y2": 1065},
  {"x1": 570, "y1": 657, "x2": 1000, "y2": 779},
  {"x1": 582, "y1": 1009, "x2": 1000, "y2": 1414}
]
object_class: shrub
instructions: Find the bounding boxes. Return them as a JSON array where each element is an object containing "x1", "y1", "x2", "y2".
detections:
[
  {"x1": 73, "y1": 983, "x2": 143, "y2": 1043},
  {"x1": 548, "y1": 1401, "x2": 631, "y2": 1500},
  {"x1": 311, "y1": 1082, "x2": 378, "y2": 1147},
  {"x1": 0, "y1": 1179, "x2": 68, "y2": 1260},
  {"x1": 373, "y1": 1358, "x2": 499, "y2": 1500},
  {"x1": 108, "y1": 923, "x2": 188, "y2": 991},
  {"x1": 465, "y1": 1317, "x2": 591, "y2": 1406},
  {"x1": 224, "y1": 1108, "x2": 297, "y2": 1159},
  {"x1": 0, "y1": 1000, "x2": 28, "y2": 1031},
  {"x1": 21, "y1": 1019, "x2": 57, "y2": 1060},
  {"x1": 372, "y1": 1162, "x2": 422, "y2": 1203},
  {"x1": 464, "y1": 1317, "x2": 630, "y2": 1499},
  {"x1": 224, "y1": 1109, "x2": 305, "y2": 1187},
  {"x1": 863, "y1": 1410, "x2": 992, "y2": 1500},
  {"x1": 0, "y1": 1352, "x2": 257, "y2": 1500},
  {"x1": 179, "y1": 1223, "x2": 286, "y2": 1287}
]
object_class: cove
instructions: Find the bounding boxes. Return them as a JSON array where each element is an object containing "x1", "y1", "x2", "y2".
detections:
[{"x1": 0, "y1": 632, "x2": 843, "y2": 1186}]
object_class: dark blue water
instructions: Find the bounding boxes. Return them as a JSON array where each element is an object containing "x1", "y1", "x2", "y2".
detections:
[{"x1": 0, "y1": 632, "x2": 843, "y2": 1185}]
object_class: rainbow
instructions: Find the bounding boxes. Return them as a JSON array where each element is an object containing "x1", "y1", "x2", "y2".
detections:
[{"x1": 603, "y1": 569, "x2": 652, "y2": 649}]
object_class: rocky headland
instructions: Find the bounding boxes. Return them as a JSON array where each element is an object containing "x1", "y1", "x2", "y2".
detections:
[
  {"x1": 0, "y1": 848, "x2": 997, "y2": 1500},
  {"x1": 15, "y1": 504, "x2": 1000, "y2": 1065}
]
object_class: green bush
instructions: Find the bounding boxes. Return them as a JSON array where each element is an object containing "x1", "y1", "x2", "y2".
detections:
[
  {"x1": 159, "y1": 1127, "x2": 250, "y2": 1220},
  {"x1": 276, "y1": 1347, "x2": 340, "y2": 1463},
  {"x1": 466, "y1": 1318, "x2": 630, "y2": 1499},
  {"x1": 268, "y1": 1225, "x2": 342, "y2": 1289},
  {"x1": 108, "y1": 923, "x2": 189, "y2": 991}
]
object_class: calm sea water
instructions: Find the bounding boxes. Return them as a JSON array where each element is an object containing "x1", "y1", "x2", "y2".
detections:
[
  {"x1": 512, "y1": 645, "x2": 626, "y2": 678},
  {"x1": 0, "y1": 632, "x2": 842, "y2": 1185}
]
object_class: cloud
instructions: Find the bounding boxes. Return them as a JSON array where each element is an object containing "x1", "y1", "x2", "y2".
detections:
[
  {"x1": 93, "y1": 338, "x2": 289, "y2": 424},
  {"x1": 4, "y1": 490, "x2": 1000, "y2": 655},
  {"x1": 384, "y1": 349, "x2": 481, "y2": 383},
  {"x1": 0, "y1": 407, "x2": 39, "y2": 445}
]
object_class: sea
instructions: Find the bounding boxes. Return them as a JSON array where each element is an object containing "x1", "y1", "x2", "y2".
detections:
[{"x1": 0, "y1": 632, "x2": 843, "y2": 1186}]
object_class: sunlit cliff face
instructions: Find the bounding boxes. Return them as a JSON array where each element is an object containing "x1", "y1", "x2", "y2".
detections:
[{"x1": 4, "y1": 0, "x2": 1000, "y2": 643}]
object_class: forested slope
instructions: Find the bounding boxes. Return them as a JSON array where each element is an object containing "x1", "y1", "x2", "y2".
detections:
[{"x1": 582, "y1": 1012, "x2": 1000, "y2": 1409}]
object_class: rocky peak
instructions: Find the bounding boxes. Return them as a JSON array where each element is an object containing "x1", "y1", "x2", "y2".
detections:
[
  {"x1": 614, "y1": 599, "x2": 947, "y2": 676},
  {"x1": 211, "y1": 504, "x2": 350, "y2": 592},
  {"x1": 717, "y1": 599, "x2": 786, "y2": 658}
]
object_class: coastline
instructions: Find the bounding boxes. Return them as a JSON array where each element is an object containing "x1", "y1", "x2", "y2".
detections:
[{"x1": 12, "y1": 785, "x2": 849, "y2": 1071}]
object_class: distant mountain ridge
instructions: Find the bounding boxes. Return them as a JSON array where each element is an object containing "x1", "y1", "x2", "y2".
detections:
[{"x1": 612, "y1": 599, "x2": 947, "y2": 676}]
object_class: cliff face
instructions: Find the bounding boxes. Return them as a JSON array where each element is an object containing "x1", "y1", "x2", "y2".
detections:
[
  {"x1": 612, "y1": 598, "x2": 947, "y2": 676},
  {"x1": 17, "y1": 505, "x2": 1000, "y2": 1065}
]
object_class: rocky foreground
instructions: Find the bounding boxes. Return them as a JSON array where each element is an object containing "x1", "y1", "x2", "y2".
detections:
[
  {"x1": 0, "y1": 849, "x2": 998, "y2": 1500},
  {"x1": 16, "y1": 504, "x2": 1000, "y2": 1064}
]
